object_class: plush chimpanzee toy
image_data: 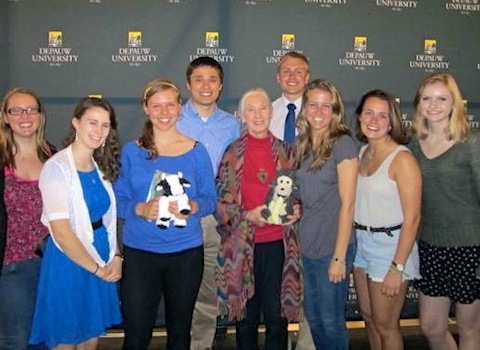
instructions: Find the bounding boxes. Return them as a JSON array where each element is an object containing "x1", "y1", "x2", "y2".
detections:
[{"x1": 261, "y1": 169, "x2": 297, "y2": 225}]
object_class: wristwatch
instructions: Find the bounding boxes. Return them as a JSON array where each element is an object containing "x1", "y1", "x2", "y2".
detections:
[{"x1": 392, "y1": 261, "x2": 405, "y2": 272}]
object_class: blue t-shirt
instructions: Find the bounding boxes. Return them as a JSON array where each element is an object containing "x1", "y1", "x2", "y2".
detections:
[{"x1": 114, "y1": 141, "x2": 217, "y2": 254}]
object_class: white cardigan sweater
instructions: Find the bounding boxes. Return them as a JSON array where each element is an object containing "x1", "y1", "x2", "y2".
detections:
[{"x1": 39, "y1": 145, "x2": 117, "y2": 266}]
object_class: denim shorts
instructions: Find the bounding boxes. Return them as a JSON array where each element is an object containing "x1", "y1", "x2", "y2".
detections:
[{"x1": 354, "y1": 228, "x2": 420, "y2": 282}]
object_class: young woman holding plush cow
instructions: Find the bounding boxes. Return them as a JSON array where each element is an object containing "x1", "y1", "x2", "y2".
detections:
[{"x1": 114, "y1": 78, "x2": 217, "y2": 350}]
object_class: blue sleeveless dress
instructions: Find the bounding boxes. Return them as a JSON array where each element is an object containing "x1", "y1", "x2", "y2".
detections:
[{"x1": 30, "y1": 169, "x2": 121, "y2": 348}]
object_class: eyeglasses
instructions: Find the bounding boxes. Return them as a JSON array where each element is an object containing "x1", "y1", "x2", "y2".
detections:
[{"x1": 7, "y1": 107, "x2": 41, "y2": 116}]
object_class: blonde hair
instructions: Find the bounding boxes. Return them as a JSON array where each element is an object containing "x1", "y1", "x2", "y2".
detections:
[
  {"x1": 277, "y1": 51, "x2": 310, "y2": 73},
  {"x1": 295, "y1": 79, "x2": 349, "y2": 171},
  {"x1": 142, "y1": 78, "x2": 182, "y2": 105},
  {"x1": 412, "y1": 73, "x2": 468, "y2": 142}
]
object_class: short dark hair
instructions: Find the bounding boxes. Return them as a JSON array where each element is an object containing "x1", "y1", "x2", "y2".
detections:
[{"x1": 186, "y1": 56, "x2": 224, "y2": 84}]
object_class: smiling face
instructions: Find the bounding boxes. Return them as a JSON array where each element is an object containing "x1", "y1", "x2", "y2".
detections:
[
  {"x1": 304, "y1": 88, "x2": 334, "y2": 137},
  {"x1": 5, "y1": 92, "x2": 42, "y2": 140},
  {"x1": 241, "y1": 92, "x2": 272, "y2": 138},
  {"x1": 187, "y1": 65, "x2": 223, "y2": 109},
  {"x1": 73, "y1": 106, "x2": 111, "y2": 151},
  {"x1": 277, "y1": 56, "x2": 309, "y2": 101},
  {"x1": 418, "y1": 81, "x2": 454, "y2": 127},
  {"x1": 359, "y1": 96, "x2": 391, "y2": 141},
  {"x1": 143, "y1": 88, "x2": 182, "y2": 132}
]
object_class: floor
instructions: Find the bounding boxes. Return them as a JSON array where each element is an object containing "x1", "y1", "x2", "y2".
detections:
[{"x1": 97, "y1": 320, "x2": 458, "y2": 349}]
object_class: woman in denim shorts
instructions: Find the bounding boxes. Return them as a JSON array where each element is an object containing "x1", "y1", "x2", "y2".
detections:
[{"x1": 353, "y1": 89, "x2": 422, "y2": 350}]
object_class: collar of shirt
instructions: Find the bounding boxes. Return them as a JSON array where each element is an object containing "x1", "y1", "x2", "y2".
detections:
[
  {"x1": 182, "y1": 98, "x2": 219, "y2": 124},
  {"x1": 281, "y1": 94, "x2": 302, "y2": 112}
]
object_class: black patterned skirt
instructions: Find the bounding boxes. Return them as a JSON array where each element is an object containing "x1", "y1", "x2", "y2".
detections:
[{"x1": 416, "y1": 240, "x2": 480, "y2": 304}]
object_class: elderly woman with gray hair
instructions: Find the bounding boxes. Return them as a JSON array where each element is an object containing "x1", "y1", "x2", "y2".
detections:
[{"x1": 215, "y1": 87, "x2": 301, "y2": 350}]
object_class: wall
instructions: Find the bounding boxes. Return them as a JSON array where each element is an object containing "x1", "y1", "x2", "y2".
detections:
[
  {"x1": 2, "y1": 0, "x2": 480, "y2": 146},
  {"x1": 2, "y1": 0, "x2": 479, "y2": 322},
  {"x1": 0, "y1": 2, "x2": 9, "y2": 94}
]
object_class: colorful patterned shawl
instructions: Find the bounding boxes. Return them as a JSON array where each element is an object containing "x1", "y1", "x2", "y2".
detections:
[{"x1": 215, "y1": 131, "x2": 301, "y2": 322}]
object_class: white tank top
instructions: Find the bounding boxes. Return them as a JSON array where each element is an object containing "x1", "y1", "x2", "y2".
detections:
[{"x1": 354, "y1": 145, "x2": 409, "y2": 227}]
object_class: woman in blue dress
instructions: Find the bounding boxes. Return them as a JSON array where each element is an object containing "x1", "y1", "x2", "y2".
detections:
[{"x1": 29, "y1": 97, "x2": 122, "y2": 349}]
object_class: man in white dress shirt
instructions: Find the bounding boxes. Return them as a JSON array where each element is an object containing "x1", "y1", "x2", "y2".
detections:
[
  {"x1": 270, "y1": 51, "x2": 310, "y2": 144},
  {"x1": 271, "y1": 51, "x2": 315, "y2": 350}
]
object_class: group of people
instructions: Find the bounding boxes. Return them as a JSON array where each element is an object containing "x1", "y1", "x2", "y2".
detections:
[{"x1": 0, "y1": 52, "x2": 478, "y2": 350}]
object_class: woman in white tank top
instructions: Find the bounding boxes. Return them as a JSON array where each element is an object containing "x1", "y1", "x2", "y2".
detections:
[{"x1": 352, "y1": 89, "x2": 422, "y2": 350}]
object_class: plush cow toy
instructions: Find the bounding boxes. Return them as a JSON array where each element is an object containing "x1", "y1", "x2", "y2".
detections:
[
  {"x1": 155, "y1": 172, "x2": 191, "y2": 229},
  {"x1": 261, "y1": 169, "x2": 297, "y2": 225}
]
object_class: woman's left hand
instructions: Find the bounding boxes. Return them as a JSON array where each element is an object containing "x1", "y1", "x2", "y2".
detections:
[
  {"x1": 381, "y1": 269, "x2": 402, "y2": 297},
  {"x1": 168, "y1": 200, "x2": 198, "y2": 220},
  {"x1": 328, "y1": 259, "x2": 347, "y2": 283},
  {"x1": 282, "y1": 203, "x2": 301, "y2": 226}
]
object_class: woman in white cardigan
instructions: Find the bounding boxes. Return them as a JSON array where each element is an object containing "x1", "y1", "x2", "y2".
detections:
[{"x1": 30, "y1": 97, "x2": 122, "y2": 350}]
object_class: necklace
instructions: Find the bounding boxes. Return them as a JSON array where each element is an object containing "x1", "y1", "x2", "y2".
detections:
[
  {"x1": 365, "y1": 141, "x2": 394, "y2": 161},
  {"x1": 365, "y1": 147, "x2": 376, "y2": 160},
  {"x1": 80, "y1": 169, "x2": 97, "y2": 185},
  {"x1": 257, "y1": 169, "x2": 268, "y2": 184},
  {"x1": 88, "y1": 172, "x2": 97, "y2": 184}
]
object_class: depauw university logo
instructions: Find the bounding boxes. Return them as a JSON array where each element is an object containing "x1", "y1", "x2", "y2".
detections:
[
  {"x1": 48, "y1": 31, "x2": 63, "y2": 47},
  {"x1": 128, "y1": 31, "x2": 142, "y2": 47},
  {"x1": 424, "y1": 39, "x2": 436, "y2": 55},
  {"x1": 282, "y1": 34, "x2": 295, "y2": 50},
  {"x1": 205, "y1": 32, "x2": 219, "y2": 48}
]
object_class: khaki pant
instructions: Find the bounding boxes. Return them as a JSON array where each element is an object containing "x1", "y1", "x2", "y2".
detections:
[
  {"x1": 190, "y1": 215, "x2": 316, "y2": 350},
  {"x1": 294, "y1": 254, "x2": 315, "y2": 350},
  {"x1": 295, "y1": 310, "x2": 316, "y2": 350},
  {"x1": 190, "y1": 215, "x2": 221, "y2": 350}
]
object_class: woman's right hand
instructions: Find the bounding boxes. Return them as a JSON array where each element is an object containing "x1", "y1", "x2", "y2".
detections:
[
  {"x1": 95, "y1": 258, "x2": 122, "y2": 283},
  {"x1": 245, "y1": 205, "x2": 269, "y2": 227},
  {"x1": 136, "y1": 198, "x2": 159, "y2": 221}
]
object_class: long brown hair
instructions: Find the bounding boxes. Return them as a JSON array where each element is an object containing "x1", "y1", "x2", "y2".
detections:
[
  {"x1": 355, "y1": 89, "x2": 408, "y2": 145},
  {"x1": 63, "y1": 97, "x2": 120, "y2": 182},
  {"x1": 0, "y1": 87, "x2": 52, "y2": 168},
  {"x1": 295, "y1": 79, "x2": 349, "y2": 171}
]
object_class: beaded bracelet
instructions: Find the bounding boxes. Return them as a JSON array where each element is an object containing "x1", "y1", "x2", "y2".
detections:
[{"x1": 331, "y1": 256, "x2": 346, "y2": 265}]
